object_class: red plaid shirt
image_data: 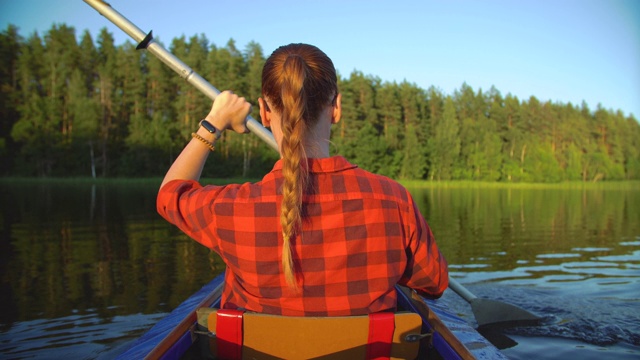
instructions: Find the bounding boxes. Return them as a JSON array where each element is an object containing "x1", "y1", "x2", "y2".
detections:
[{"x1": 157, "y1": 156, "x2": 448, "y2": 316}]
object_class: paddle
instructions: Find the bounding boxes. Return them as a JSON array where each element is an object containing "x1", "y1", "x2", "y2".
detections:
[
  {"x1": 84, "y1": 0, "x2": 541, "y2": 331},
  {"x1": 82, "y1": 0, "x2": 278, "y2": 152},
  {"x1": 448, "y1": 276, "x2": 541, "y2": 327}
]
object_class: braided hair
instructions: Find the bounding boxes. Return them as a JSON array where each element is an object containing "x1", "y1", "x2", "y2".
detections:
[{"x1": 261, "y1": 44, "x2": 338, "y2": 288}]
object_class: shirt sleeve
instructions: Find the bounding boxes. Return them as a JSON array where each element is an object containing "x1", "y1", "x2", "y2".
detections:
[
  {"x1": 156, "y1": 179, "x2": 225, "y2": 250},
  {"x1": 400, "y1": 197, "x2": 449, "y2": 298}
]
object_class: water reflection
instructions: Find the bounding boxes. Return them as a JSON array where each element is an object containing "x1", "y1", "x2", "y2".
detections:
[
  {"x1": 408, "y1": 186, "x2": 640, "y2": 274},
  {"x1": 0, "y1": 181, "x2": 223, "y2": 328}
]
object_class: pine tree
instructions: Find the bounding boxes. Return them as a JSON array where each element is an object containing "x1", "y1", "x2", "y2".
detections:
[
  {"x1": 43, "y1": 24, "x2": 79, "y2": 143},
  {"x1": 398, "y1": 81, "x2": 427, "y2": 179},
  {"x1": 170, "y1": 35, "x2": 210, "y2": 139},
  {"x1": 241, "y1": 41, "x2": 267, "y2": 177},
  {"x1": 0, "y1": 25, "x2": 22, "y2": 174},
  {"x1": 145, "y1": 38, "x2": 176, "y2": 164},
  {"x1": 12, "y1": 32, "x2": 52, "y2": 175},
  {"x1": 95, "y1": 28, "x2": 118, "y2": 176},
  {"x1": 376, "y1": 82, "x2": 402, "y2": 177},
  {"x1": 377, "y1": 82, "x2": 402, "y2": 150},
  {"x1": 400, "y1": 123, "x2": 425, "y2": 179},
  {"x1": 429, "y1": 97, "x2": 460, "y2": 180},
  {"x1": 623, "y1": 115, "x2": 640, "y2": 179},
  {"x1": 333, "y1": 71, "x2": 378, "y2": 160},
  {"x1": 67, "y1": 69, "x2": 99, "y2": 177},
  {"x1": 499, "y1": 95, "x2": 525, "y2": 181}
]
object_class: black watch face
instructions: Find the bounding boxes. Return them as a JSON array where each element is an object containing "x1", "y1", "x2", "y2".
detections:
[{"x1": 201, "y1": 120, "x2": 216, "y2": 134}]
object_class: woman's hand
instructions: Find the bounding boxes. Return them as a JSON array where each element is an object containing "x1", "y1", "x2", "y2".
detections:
[
  {"x1": 204, "y1": 90, "x2": 252, "y2": 134},
  {"x1": 159, "y1": 90, "x2": 252, "y2": 189}
]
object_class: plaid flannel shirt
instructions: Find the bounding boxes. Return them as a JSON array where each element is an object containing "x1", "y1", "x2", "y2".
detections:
[{"x1": 157, "y1": 156, "x2": 448, "y2": 316}]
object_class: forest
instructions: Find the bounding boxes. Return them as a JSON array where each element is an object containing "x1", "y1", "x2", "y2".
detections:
[{"x1": 1, "y1": 24, "x2": 639, "y2": 181}]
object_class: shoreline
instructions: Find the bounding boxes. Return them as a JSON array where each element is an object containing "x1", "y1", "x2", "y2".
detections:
[{"x1": 1, "y1": 177, "x2": 638, "y2": 189}]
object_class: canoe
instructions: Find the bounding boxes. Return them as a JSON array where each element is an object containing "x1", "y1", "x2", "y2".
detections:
[{"x1": 116, "y1": 272, "x2": 507, "y2": 359}]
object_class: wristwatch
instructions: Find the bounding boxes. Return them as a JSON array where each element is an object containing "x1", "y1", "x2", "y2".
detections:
[{"x1": 199, "y1": 119, "x2": 221, "y2": 140}]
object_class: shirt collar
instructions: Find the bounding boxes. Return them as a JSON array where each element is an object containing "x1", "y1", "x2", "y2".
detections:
[{"x1": 271, "y1": 156, "x2": 357, "y2": 173}]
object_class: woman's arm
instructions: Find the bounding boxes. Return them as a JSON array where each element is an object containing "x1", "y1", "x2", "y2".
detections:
[
  {"x1": 401, "y1": 200, "x2": 449, "y2": 298},
  {"x1": 160, "y1": 91, "x2": 252, "y2": 189}
]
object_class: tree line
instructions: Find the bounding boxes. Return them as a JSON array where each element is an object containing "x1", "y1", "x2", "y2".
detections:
[{"x1": 1, "y1": 24, "x2": 639, "y2": 181}]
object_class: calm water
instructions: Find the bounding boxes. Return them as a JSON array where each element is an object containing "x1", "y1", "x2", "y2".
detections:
[{"x1": 0, "y1": 181, "x2": 638, "y2": 359}]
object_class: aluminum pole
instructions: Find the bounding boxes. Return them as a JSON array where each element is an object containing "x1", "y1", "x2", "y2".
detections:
[{"x1": 83, "y1": 0, "x2": 278, "y2": 152}]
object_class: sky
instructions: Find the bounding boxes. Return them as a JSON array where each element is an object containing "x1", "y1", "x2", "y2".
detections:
[{"x1": 1, "y1": 0, "x2": 639, "y2": 118}]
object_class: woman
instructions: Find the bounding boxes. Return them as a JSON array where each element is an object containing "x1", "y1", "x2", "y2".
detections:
[{"x1": 157, "y1": 43, "x2": 448, "y2": 316}]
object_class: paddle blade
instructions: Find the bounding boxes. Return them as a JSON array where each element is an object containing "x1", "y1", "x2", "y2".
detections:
[{"x1": 471, "y1": 298, "x2": 542, "y2": 328}]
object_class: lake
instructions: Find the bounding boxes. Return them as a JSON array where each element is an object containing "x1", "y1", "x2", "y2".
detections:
[{"x1": 0, "y1": 180, "x2": 638, "y2": 359}]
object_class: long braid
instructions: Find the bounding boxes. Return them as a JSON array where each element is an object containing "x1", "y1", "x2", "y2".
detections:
[
  {"x1": 261, "y1": 44, "x2": 338, "y2": 290},
  {"x1": 279, "y1": 55, "x2": 308, "y2": 289}
]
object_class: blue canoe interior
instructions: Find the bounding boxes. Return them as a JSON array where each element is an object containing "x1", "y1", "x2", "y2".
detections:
[{"x1": 117, "y1": 273, "x2": 507, "y2": 359}]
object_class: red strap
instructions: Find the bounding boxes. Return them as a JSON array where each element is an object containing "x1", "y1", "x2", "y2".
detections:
[
  {"x1": 216, "y1": 309, "x2": 244, "y2": 360},
  {"x1": 366, "y1": 312, "x2": 395, "y2": 360}
]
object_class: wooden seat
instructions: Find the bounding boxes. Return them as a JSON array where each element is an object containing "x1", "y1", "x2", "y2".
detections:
[{"x1": 195, "y1": 308, "x2": 425, "y2": 360}]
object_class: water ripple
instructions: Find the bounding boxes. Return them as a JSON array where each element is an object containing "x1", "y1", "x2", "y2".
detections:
[{"x1": 0, "y1": 310, "x2": 166, "y2": 359}]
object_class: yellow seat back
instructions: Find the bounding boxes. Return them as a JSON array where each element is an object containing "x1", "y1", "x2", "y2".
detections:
[{"x1": 196, "y1": 308, "x2": 423, "y2": 360}]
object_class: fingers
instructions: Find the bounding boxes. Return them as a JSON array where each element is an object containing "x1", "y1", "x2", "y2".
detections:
[
  {"x1": 206, "y1": 90, "x2": 252, "y2": 134},
  {"x1": 229, "y1": 92, "x2": 251, "y2": 133}
]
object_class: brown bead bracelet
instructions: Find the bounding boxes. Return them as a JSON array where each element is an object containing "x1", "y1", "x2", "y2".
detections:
[{"x1": 191, "y1": 132, "x2": 216, "y2": 152}]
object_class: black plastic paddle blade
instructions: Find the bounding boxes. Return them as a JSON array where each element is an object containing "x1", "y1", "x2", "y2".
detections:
[
  {"x1": 476, "y1": 327, "x2": 519, "y2": 350},
  {"x1": 471, "y1": 298, "x2": 542, "y2": 328}
]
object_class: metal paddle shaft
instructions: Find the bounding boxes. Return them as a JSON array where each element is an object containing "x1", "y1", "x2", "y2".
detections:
[
  {"x1": 448, "y1": 277, "x2": 541, "y2": 327},
  {"x1": 82, "y1": 0, "x2": 278, "y2": 152},
  {"x1": 85, "y1": 0, "x2": 541, "y2": 331}
]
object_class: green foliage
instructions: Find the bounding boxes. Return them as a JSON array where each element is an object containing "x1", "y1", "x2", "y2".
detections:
[
  {"x1": 349, "y1": 122, "x2": 389, "y2": 174},
  {"x1": 1, "y1": 24, "x2": 639, "y2": 181},
  {"x1": 400, "y1": 123, "x2": 425, "y2": 179},
  {"x1": 0, "y1": 25, "x2": 21, "y2": 174},
  {"x1": 428, "y1": 97, "x2": 460, "y2": 180}
]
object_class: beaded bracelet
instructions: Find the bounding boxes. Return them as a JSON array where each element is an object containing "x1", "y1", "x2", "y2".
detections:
[{"x1": 191, "y1": 132, "x2": 216, "y2": 152}]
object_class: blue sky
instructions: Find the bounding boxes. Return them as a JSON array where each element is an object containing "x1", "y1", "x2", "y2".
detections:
[{"x1": 1, "y1": 0, "x2": 639, "y2": 118}]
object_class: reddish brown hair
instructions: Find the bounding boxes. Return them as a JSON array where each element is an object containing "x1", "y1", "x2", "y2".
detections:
[{"x1": 262, "y1": 44, "x2": 338, "y2": 288}]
